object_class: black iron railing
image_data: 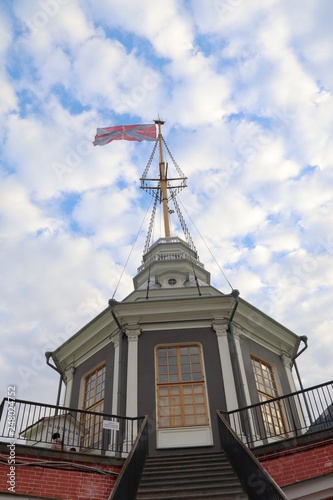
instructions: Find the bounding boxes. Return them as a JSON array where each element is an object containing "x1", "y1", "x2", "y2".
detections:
[
  {"x1": 217, "y1": 411, "x2": 289, "y2": 500},
  {"x1": 221, "y1": 379, "x2": 333, "y2": 447},
  {"x1": 109, "y1": 415, "x2": 149, "y2": 500},
  {"x1": 0, "y1": 398, "x2": 145, "y2": 455}
]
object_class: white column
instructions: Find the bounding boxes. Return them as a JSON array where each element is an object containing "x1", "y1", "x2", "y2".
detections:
[
  {"x1": 125, "y1": 326, "x2": 141, "y2": 417},
  {"x1": 63, "y1": 366, "x2": 75, "y2": 407},
  {"x1": 111, "y1": 336, "x2": 120, "y2": 414},
  {"x1": 212, "y1": 321, "x2": 238, "y2": 411}
]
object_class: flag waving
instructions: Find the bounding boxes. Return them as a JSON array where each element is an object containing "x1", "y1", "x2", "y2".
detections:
[{"x1": 93, "y1": 124, "x2": 156, "y2": 146}]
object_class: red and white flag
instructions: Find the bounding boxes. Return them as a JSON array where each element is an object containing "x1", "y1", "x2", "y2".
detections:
[{"x1": 93, "y1": 124, "x2": 156, "y2": 146}]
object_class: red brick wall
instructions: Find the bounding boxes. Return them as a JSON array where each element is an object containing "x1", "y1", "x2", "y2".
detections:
[
  {"x1": 258, "y1": 439, "x2": 333, "y2": 488},
  {"x1": 0, "y1": 452, "x2": 121, "y2": 500}
]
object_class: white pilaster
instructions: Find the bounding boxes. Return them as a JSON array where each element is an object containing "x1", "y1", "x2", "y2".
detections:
[
  {"x1": 232, "y1": 325, "x2": 252, "y2": 407},
  {"x1": 281, "y1": 352, "x2": 297, "y2": 393},
  {"x1": 212, "y1": 322, "x2": 238, "y2": 411},
  {"x1": 111, "y1": 335, "x2": 120, "y2": 414},
  {"x1": 281, "y1": 351, "x2": 306, "y2": 432},
  {"x1": 125, "y1": 326, "x2": 141, "y2": 417},
  {"x1": 63, "y1": 365, "x2": 75, "y2": 407}
]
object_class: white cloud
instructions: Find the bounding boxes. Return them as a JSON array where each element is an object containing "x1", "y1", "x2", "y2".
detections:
[{"x1": 0, "y1": 0, "x2": 333, "y2": 407}]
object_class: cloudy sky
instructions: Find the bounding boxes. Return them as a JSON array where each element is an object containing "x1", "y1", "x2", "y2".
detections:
[{"x1": 1, "y1": 0, "x2": 333, "y2": 407}]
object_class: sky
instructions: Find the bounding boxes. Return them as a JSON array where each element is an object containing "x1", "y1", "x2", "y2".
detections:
[{"x1": 1, "y1": 0, "x2": 333, "y2": 407}]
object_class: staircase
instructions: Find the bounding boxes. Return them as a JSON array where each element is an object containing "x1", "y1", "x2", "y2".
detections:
[{"x1": 136, "y1": 451, "x2": 249, "y2": 499}]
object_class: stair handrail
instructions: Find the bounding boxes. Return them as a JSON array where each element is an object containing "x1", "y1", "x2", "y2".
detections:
[
  {"x1": 109, "y1": 415, "x2": 149, "y2": 500},
  {"x1": 217, "y1": 410, "x2": 289, "y2": 500}
]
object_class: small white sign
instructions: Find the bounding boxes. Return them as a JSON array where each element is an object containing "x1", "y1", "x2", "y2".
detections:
[{"x1": 103, "y1": 420, "x2": 119, "y2": 431}]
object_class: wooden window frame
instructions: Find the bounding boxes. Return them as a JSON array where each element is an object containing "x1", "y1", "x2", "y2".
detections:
[
  {"x1": 251, "y1": 356, "x2": 287, "y2": 438},
  {"x1": 80, "y1": 363, "x2": 106, "y2": 449},
  {"x1": 156, "y1": 344, "x2": 209, "y2": 428}
]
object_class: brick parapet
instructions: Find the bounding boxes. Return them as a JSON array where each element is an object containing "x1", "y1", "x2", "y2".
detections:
[
  {"x1": 0, "y1": 446, "x2": 123, "y2": 499},
  {"x1": 257, "y1": 438, "x2": 333, "y2": 487}
]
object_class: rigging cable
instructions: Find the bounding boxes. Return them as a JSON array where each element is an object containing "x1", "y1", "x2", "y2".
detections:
[
  {"x1": 111, "y1": 195, "x2": 154, "y2": 300},
  {"x1": 177, "y1": 196, "x2": 234, "y2": 292}
]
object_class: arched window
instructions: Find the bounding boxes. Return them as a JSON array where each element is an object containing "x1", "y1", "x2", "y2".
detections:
[{"x1": 156, "y1": 345, "x2": 209, "y2": 428}]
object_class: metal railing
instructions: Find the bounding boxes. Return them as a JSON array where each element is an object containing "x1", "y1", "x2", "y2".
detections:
[
  {"x1": 217, "y1": 411, "x2": 289, "y2": 500},
  {"x1": 109, "y1": 415, "x2": 149, "y2": 500},
  {"x1": 0, "y1": 398, "x2": 145, "y2": 455},
  {"x1": 221, "y1": 380, "x2": 333, "y2": 448}
]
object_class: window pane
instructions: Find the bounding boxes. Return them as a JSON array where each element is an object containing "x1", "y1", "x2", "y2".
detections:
[
  {"x1": 184, "y1": 416, "x2": 195, "y2": 425},
  {"x1": 194, "y1": 394, "x2": 204, "y2": 404},
  {"x1": 160, "y1": 417, "x2": 170, "y2": 427},
  {"x1": 184, "y1": 405, "x2": 194, "y2": 415},
  {"x1": 160, "y1": 407, "x2": 170, "y2": 416},
  {"x1": 197, "y1": 415, "x2": 207, "y2": 425},
  {"x1": 171, "y1": 406, "x2": 181, "y2": 416},
  {"x1": 172, "y1": 416, "x2": 182, "y2": 426}
]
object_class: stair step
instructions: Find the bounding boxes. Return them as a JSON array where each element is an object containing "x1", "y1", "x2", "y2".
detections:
[
  {"x1": 137, "y1": 493, "x2": 247, "y2": 500},
  {"x1": 144, "y1": 452, "x2": 226, "y2": 464},
  {"x1": 141, "y1": 462, "x2": 232, "y2": 474},
  {"x1": 137, "y1": 485, "x2": 245, "y2": 498},
  {"x1": 137, "y1": 488, "x2": 247, "y2": 499},
  {"x1": 140, "y1": 470, "x2": 237, "y2": 482},
  {"x1": 136, "y1": 451, "x2": 249, "y2": 500},
  {"x1": 140, "y1": 476, "x2": 239, "y2": 489}
]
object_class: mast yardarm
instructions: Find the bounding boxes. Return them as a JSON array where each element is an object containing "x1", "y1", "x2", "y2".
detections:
[{"x1": 140, "y1": 120, "x2": 189, "y2": 246}]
